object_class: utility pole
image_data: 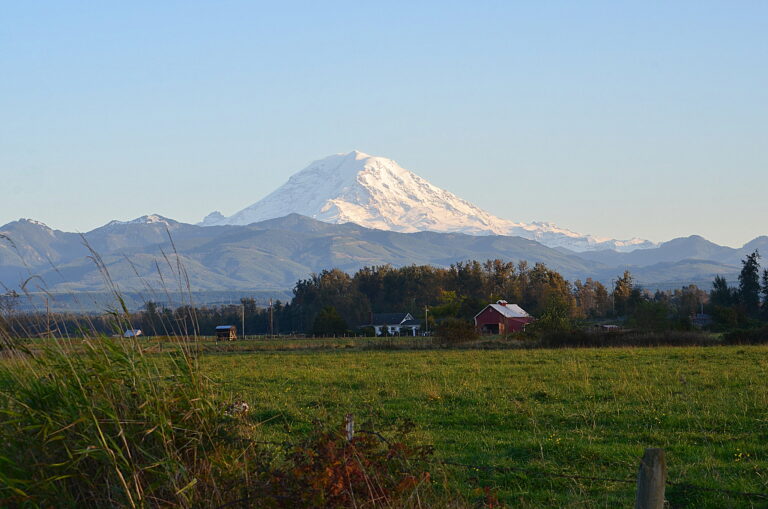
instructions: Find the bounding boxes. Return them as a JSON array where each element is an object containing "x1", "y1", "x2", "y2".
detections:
[
  {"x1": 424, "y1": 305, "x2": 429, "y2": 335},
  {"x1": 269, "y1": 298, "x2": 274, "y2": 338},
  {"x1": 241, "y1": 301, "x2": 245, "y2": 340}
]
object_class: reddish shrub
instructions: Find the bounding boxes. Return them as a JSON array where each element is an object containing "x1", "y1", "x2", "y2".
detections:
[{"x1": 254, "y1": 419, "x2": 434, "y2": 508}]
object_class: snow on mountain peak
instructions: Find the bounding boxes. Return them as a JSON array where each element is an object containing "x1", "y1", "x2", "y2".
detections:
[
  {"x1": 200, "y1": 151, "x2": 655, "y2": 252},
  {"x1": 106, "y1": 214, "x2": 177, "y2": 227},
  {"x1": 20, "y1": 218, "x2": 51, "y2": 228}
]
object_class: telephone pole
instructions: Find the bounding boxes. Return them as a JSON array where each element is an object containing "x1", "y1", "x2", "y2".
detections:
[{"x1": 269, "y1": 298, "x2": 274, "y2": 338}]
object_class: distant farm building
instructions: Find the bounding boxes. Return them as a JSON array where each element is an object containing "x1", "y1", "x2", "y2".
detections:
[
  {"x1": 215, "y1": 325, "x2": 238, "y2": 341},
  {"x1": 691, "y1": 313, "x2": 712, "y2": 329},
  {"x1": 368, "y1": 313, "x2": 421, "y2": 336},
  {"x1": 474, "y1": 301, "x2": 534, "y2": 334},
  {"x1": 123, "y1": 329, "x2": 143, "y2": 338},
  {"x1": 594, "y1": 324, "x2": 620, "y2": 332}
]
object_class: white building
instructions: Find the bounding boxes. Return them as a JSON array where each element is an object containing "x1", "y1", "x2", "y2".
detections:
[{"x1": 367, "y1": 313, "x2": 421, "y2": 336}]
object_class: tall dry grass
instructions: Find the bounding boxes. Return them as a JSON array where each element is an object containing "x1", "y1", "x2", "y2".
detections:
[
  {"x1": 0, "y1": 334, "x2": 238, "y2": 507},
  {"x1": 0, "y1": 232, "x2": 455, "y2": 508}
]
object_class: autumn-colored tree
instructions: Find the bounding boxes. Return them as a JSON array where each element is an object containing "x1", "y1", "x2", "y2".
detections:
[
  {"x1": 573, "y1": 278, "x2": 610, "y2": 318},
  {"x1": 612, "y1": 270, "x2": 638, "y2": 316}
]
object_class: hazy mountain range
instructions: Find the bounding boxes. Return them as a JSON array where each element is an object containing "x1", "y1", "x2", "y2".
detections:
[
  {"x1": 0, "y1": 214, "x2": 755, "y2": 299},
  {"x1": 1, "y1": 151, "x2": 761, "y2": 308}
]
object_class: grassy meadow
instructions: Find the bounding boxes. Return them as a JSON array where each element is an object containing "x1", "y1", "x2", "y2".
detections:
[
  {"x1": 2, "y1": 337, "x2": 767, "y2": 507},
  {"x1": 202, "y1": 345, "x2": 768, "y2": 507}
]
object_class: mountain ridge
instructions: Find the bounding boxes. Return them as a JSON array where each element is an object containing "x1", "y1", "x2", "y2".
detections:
[
  {"x1": 200, "y1": 151, "x2": 655, "y2": 252},
  {"x1": 0, "y1": 214, "x2": 749, "y2": 301}
]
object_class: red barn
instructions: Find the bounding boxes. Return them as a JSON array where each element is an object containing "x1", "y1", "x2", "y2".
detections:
[{"x1": 474, "y1": 300, "x2": 534, "y2": 334}]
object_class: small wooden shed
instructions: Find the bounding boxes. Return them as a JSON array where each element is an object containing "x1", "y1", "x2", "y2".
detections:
[{"x1": 215, "y1": 325, "x2": 237, "y2": 341}]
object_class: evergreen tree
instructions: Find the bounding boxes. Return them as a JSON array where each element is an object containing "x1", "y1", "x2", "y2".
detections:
[
  {"x1": 141, "y1": 300, "x2": 163, "y2": 335},
  {"x1": 311, "y1": 306, "x2": 348, "y2": 336},
  {"x1": 761, "y1": 269, "x2": 768, "y2": 319},
  {"x1": 710, "y1": 276, "x2": 734, "y2": 308},
  {"x1": 738, "y1": 250, "x2": 761, "y2": 317}
]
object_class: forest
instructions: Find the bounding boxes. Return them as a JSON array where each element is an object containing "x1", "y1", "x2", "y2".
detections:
[{"x1": 8, "y1": 252, "x2": 768, "y2": 339}]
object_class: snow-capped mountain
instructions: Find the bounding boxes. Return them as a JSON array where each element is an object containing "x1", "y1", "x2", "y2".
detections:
[
  {"x1": 200, "y1": 151, "x2": 655, "y2": 252},
  {"x1": 104, "y1": 214, "x2": 178, "y2": 228}
]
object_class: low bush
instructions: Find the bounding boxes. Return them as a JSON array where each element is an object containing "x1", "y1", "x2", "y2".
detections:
[
  {"x1": 253, "y1": 420, "x2": 436, "y2": 508},
  {"x1": 435, "y1": 318, "x2": 479, "y2": 344},
  {"x1": 537, "y1": 330, "x2": 715, "y2": 348},
  {"x1": 359, "y1": 325, "x2": 376, "y2": 337},
  {"x1": 723, "y1": 325, "x2": 768, "y2": 345}
]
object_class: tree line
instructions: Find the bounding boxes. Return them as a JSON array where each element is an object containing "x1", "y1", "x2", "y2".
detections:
[
  {"x1": 4, "y1": 253, "x2": 768, "y2": 338},
  {"x1": 706, "y1": 250, "x2": 768, "y2": 330}
]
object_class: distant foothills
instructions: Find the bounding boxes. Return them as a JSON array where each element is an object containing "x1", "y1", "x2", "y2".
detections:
[
  {"x1": 0, "y1": 151, "x2": 764, "y2": 310},
  {"x1": 0, "y1": 213, "x2": 765, "y2": 312}
]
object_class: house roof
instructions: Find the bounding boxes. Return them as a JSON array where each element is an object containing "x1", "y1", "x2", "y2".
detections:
[
  {"x1": 400, "y1": 319, "x2": 421, "y2": 327},
  {"x1": 476, "y1": 303, "x2": 531, "y2": 320},
  {"x1": 371, "y1": 313, "x2": 413, "y2": 325}
]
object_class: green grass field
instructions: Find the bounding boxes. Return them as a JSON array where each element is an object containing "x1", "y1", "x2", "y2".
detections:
[{"x1": 202, "y1": 345, "x2": 768, "y2": 507}]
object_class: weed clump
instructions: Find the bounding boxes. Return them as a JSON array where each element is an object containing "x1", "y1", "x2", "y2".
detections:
[
  {"x1": 0, "y1": 337, "x2": 232, "y2": 507},
  {"x1": 0, "y1": 337, "x2": 448, "y2": 508}
]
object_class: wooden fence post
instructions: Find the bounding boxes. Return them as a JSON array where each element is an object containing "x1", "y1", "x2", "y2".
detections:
[
  {"x1": 345, "y1": 413, "x2": 355, "y2": 442},
  {"x1": 635, "y1": 448, "x2": 666, "y2": 509}
]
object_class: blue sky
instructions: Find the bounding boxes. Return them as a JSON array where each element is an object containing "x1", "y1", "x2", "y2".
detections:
[{"x1": 1, "y1": 1, "x2": 766, "y2": 246}]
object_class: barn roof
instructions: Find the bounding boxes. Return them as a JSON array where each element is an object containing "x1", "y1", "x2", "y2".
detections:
[
  {"x1": 215, "y1": 325, "x2": 236, "y2": 330},
  {"x1": 476, "y1": 303, "x2": 531, "y2": 319},
  {"x1": 490, "y1": 303, "x2": 530, "y2": 318}
]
